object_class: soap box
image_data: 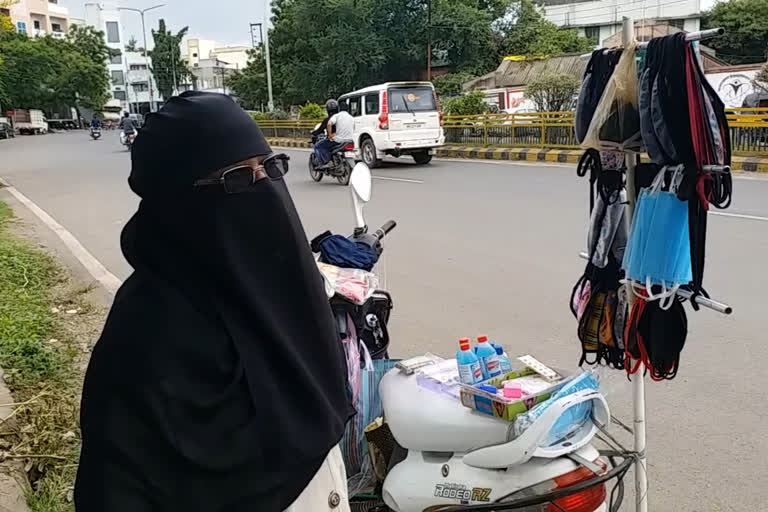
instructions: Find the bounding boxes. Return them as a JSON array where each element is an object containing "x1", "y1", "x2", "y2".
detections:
[{"x1": 459, "y1": 369, "x2": 572, "y2": 422}]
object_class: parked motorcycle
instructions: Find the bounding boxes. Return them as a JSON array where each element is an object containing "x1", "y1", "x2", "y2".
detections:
[
  {"x1": 324, "y1": 163, "x2": 632, "y2": 512},
  {"x1": 90, "y1": 127, "x2": 102, "y2": 140},
  {"x1": 309, "y1": 125, "x2": 354, "y2": 185},
  {"x1": 313, "y1": 162, "x2": 395, "y2": 359}
]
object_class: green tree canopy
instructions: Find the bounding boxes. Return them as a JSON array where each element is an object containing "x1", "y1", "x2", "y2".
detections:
[
  {"x1": 496, "y1": 0, "x2": 593, "y2": 57},
  {"x1": 150, "y1": 19, "x2": 189, "y2": 100},
  {"x1": 432, "y1": 71, "x2": 476, "y2": 97},
  {"x1": 125, "y1": 35, "x2": 138, "y2": 52},
  {"x1": 702, "y1": 0, "x2": 768, "y2": 64},
  {"x1": 0, "y1": 23, "x2": 110, "y2": 111},
  {"x1": 227, "y1": 48, "x2": 268, "y2": 109},
  {"x1": 441, "y1": 90, "x2": 489, "y2": 115},
  {"x1": 524, "y1": 71, "x2": 580, "y2": 112}
]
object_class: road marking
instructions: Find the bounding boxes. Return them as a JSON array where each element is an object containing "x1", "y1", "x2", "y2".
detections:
[
  {"x1": 710, "y1": 211, "x2": 768, "y2": 222},
  {"x1": 373, "y1": 175, "x2": 424, "y2": 184},
  {"x1": 0, "y1": 178, "x2": 123, "y2": 294}
]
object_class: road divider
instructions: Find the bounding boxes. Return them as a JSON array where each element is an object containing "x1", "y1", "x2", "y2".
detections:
[{"x1": 266, "y1": 138, "x2": 768, "y2": 173}]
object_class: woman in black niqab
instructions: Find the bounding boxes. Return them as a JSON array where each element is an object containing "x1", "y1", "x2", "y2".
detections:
[{"x1": 75, "y1": 91, "x2": 354, "y2": 511}]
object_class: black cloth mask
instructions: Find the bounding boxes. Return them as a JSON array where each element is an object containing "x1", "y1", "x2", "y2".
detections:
[{"x1": 76, "y1": 92, "x2": 354, "y2": 512}]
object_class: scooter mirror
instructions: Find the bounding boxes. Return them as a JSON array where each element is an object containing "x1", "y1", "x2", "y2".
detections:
[{"x1": 350, "y1": 162, "x2": 372, "y2": 203}]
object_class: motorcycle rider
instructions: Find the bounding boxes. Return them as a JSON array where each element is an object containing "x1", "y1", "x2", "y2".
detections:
[
  {"x1": 90, "y1": 116, "x2": 102, "y2": 130},
  {"x1": 312, "y1": 100, "x2": 339, "y2": 167},
  {"x1": 118, "y1": 112, "x2": 138, "y2": 145},
  {"x1": 314, "y1": 101, "x2": 354, "y2": 168}
]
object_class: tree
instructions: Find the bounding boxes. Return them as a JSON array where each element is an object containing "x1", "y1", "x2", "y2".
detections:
[
  {"x1": 702, "y1": 0, "x2": 768, "y2": 65},
  {"x1": 496, "y1": 0, "x2": 593, "y2": 57},
  {"x1": 441, "y1": 90, "x2": 489, "y2": 115},
  {"x1": 433, "y1": 72, "x2": 476, "y2": 97},
  {"x1": 298, "y1": 101, "x2": 326, "y2": 119},
  {"x1": 150, "y1": 19, "x2": 189, "y2": 100},
  {"x1": 227, "y1": 49, "x2": 268, "y2": 109},
  {"x1": 265, "y1": 0, "x2": 512, "y2": 105},
  {"x1": 68, "y1": 24, "x2": 116, "y2": 63},
  {"x1": 754, "y1": 62, "x2": 768, "y2": 94},
  {"x1": 125, "y1": 35, "x2": 138, "y2": 52},
  {"x1": 524, "y1": 72, "x2": 580, "y2": 112},
  {"x1": 0, "y1": 31, "x2": 110, "y2": 111}
]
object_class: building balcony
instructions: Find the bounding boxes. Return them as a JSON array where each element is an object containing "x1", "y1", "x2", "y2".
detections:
[
  {"x1": 47, "y1": 2, "x2": 69, "y2": 17},
  {"x1": 32, "y1": 28, "x2": 46, "y2": 37}
]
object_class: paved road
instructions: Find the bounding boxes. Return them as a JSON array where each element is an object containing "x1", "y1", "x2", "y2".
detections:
[{"x1": 2, "y1": 131, "x2": 767, "y2": 511}]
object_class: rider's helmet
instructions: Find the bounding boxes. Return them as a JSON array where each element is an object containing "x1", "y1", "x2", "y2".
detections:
[
  {"x1": 123, "y1": 112, "x2": 130, "y2": 118},
  {"x1": 325, "y1": 99, "x2": 339, "y2": 116}
]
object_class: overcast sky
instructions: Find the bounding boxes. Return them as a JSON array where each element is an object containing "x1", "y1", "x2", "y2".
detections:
[{"x1": 62, "y1": 0, "x2": 270, "y2": 48}]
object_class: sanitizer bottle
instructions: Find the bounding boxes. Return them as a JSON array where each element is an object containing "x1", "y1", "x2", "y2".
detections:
[
  {"x1": 476, "y1": 335, "x2": 501, "y2": 380},
  {"x1": 493, "y1": 343, "x2": 513, "y2": 374},
  {"x1": 456, "y1": 338, "x2": 482, "y2": 385}
]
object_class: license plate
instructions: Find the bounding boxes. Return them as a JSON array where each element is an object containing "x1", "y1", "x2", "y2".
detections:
[{"x1": 405, "y1": 123, "x2": 424, "y2": 129}]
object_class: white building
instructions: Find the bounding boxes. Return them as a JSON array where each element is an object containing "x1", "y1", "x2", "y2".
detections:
[
  {"x1": 538, "y1": 0, "x2": 701, "y2": 47},
  {"x1": 124, "y1": 52, "x2": 161, "y2": 115},
  {"x1": 3, "y1": 0, "x2": 70, "y2": 39},
  {"x1": 182, "y1": 38, "x2": 250, "y2": 72},
  {"x1": 83, "y1": 1, "x2": 160, "y2": 114}
]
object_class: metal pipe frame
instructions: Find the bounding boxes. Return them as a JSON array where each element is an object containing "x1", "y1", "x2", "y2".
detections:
[{"x1": 577, "y1": 252, "x2": 733, "y2": 315}]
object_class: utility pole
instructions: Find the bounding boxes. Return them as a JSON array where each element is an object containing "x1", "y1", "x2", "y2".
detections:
[
  {"x1": 119, "y1": 4, "x2": 165, "y2": 112},
  {"x1": 427, "y1": 0, "x2": 432, "y2": 81},
  {"x1": 263, "y1": 0, "x2": 274, "y2": 111}
]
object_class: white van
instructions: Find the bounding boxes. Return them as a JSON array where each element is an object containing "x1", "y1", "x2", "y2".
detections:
[{"x1": 339, "y1": 82, "x2": 445, "y2": 167}]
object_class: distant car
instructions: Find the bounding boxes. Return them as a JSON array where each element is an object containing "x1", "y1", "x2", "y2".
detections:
[
  {"x1": 0, "y1": 121, "x2": 15, "y2": 139},
  {"x1": 338, "y1": 81, "x2": 445, "y2": 167}
]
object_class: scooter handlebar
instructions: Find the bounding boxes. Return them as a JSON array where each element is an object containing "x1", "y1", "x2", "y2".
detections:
[{"x1": 373, "y1": 220, "x2": 397, "y2": 241}]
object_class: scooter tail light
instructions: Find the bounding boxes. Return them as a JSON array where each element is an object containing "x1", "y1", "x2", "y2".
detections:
[
  {"x1": 344, "y1": 143, "x2": 354, "y2": 151},
  {"x1": 546, "y1": 461, "x2": 607, "y2": 512},
  {"x1": 379, "y1": 90, "x2": 389, "y2": 130}
]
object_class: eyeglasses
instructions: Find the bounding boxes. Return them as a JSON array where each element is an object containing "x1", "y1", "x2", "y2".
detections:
[{"x1": 193, "y1": 153, "x2": 290, "y2": 193}]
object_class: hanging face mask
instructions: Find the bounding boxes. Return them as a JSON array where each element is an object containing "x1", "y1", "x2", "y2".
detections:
[{"x1": 622, "y1": 166, "x2": 692, "y2": 309}]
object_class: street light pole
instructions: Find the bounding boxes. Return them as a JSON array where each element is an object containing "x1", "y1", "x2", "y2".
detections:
[
  {"x1": 119, "y1": 4, "x2": 165, "y2": 113},
  {"x1": 263, "y1": 0, "x2": 274, "y2": 111}
]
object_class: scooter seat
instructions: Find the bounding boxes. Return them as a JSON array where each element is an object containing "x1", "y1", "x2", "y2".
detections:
[{"x1": 379, "y1": 369, "x2": 512, "y2": 453}]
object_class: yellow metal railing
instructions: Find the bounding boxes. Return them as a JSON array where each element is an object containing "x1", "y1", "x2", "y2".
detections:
[{"x1": 254, "y1": 109, "x2": 768, "y2": 155}]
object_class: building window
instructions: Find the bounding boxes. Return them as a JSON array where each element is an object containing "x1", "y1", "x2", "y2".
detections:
[
  {"x1": 668, "y1": 19, "x2": 685, "y2": 30},
  {"x1": 132, "y1": 83, "x2": 149, "y2": 92},
  {"x1": 113, "y1": 90, "x2": 127, "y2": 101},
  {"x1": 16, "y1": 21, "x2": 27, "y2": 34},
  {"x1": 106, "y1": 21, "x2": 120, "y2": 43},
  {"x1": 110, "y1": 54, "x2": 122, "y2": 64},
  {"x1": 129, "y1": 64, "x2": 148, "y2": 71},
  {"x1": 585, "y1": 26, "x2": 600, "y2": 45},
  {"x1": 111, "y1": 70, "x2": 125, "y2": 85},
  {"x1": 51, "y1": 22, "x2": 62, "y2": 32},
  {"x1": 33, "y1": 20, "x2": 41, "y2": 30},
  {"x1": 0, "y1": 8, "x2": 10, "y2": 17},
  {"x1": 192, "y1": 52, "x2": 198, "y2": 58},
  {"x1": 364, "y1": 94, "x2": 379, "y2": 115},
  {"x1": 49, "y1": 0, "x2": 58, "y2": 4}
]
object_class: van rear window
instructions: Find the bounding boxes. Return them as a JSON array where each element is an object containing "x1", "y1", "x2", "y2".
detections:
[{"x1": 389, "y1": 87, "x2": 436, "y2": 113}]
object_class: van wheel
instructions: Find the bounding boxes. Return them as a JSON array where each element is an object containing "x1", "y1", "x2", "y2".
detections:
[
  {"x1": 412, "y1": 151, "x2": 433, "y2": 165},
  {"x1": 361, "y1": 138, "x2": 381, "y2": 168}
]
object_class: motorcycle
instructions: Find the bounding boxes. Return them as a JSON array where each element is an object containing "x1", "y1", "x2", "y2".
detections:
[
  {"x1": 120, "y1": 129, "x2": 137, "y2": 150},
  {"x1": 309, "y1": 125, "x2": 354, "y2": 185},
  {"x1": 325, "y1": 163, "x2": 633, "y2": 512},
  {"x1": 90, "y1": 127, "x2": 102, "y2": 140}
]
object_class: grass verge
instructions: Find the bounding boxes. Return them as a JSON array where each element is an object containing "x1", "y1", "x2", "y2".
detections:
[{"x1": 0, "y1": 200, "x2": 102, "y2": 512}]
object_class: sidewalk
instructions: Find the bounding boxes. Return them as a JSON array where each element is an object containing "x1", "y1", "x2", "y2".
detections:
[{"x1": 266, "y1": 138, "x2": 768, "y2": 173}]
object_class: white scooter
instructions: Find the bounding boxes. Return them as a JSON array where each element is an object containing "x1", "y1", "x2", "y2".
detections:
[{"x1": 346, "y1": 163, "x2": 633, "y2": 512}]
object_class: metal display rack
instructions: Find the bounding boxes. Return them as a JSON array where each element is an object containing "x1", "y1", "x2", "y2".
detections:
[{"x1": 589, "y1": 19, "x2": 732, "y2": 512}]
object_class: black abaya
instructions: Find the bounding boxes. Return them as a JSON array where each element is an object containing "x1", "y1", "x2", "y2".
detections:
[{"x1": 76, "y1": 92, "x2": 354, "y2": 511}]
